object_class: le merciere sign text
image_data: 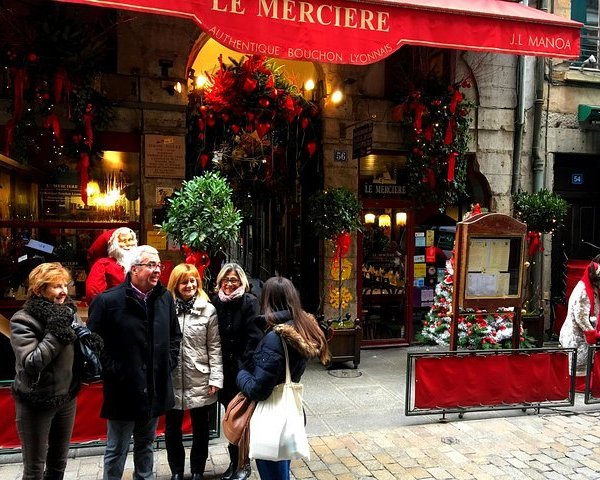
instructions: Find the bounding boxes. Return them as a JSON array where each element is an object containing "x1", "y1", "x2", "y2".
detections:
[
  {"x1": 144, "y1": 135, "x2": 185, "y2": 178},
  {"x1": 58, "y1": 0, "x2": 580, "y2": 63}
]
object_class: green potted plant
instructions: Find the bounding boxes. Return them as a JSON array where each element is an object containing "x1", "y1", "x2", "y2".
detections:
[
  {"x1": 308, "y1": 187, "x2": 362, "y2": 368},
  {"x1": 512, "y1": 189, "x2": 568, "y2": 345},
  {"x1": 160, "y1": 171, "x2": 242, "y2": 277}
]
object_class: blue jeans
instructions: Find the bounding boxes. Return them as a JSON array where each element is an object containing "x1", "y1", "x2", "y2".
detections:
[
  {"x1": 103, "y1": 417, "x2": 159, "y2": 480},
  {"x1": 255, "y1": 459, "x2": 291, "y2": 480}
]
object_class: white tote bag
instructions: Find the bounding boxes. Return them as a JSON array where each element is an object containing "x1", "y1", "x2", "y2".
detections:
[{"x1": 249, "y1": 340, "x2": 310, "y2": 461}]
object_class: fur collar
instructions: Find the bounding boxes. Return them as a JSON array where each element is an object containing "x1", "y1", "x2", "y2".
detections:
[
  {"x1": 23, "y1": 297, "x2": 76, "y2": 324},
  {"x1": 273, "y1": 323, "x2": 321, "y2": 359}
]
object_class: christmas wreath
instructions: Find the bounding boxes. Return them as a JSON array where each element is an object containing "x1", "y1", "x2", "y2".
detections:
[{"x1": 187, "y1": 54, "x2": 320, "y2": 199}]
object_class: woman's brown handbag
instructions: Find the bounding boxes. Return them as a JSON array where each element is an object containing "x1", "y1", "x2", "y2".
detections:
[{"x1": 222, "y1": 392, "x2": 256, "y2": 468}]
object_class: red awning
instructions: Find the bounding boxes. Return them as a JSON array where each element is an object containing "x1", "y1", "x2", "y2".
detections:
[{"x1": 55, "y1": 0, "x2": 581, "y2": 64}]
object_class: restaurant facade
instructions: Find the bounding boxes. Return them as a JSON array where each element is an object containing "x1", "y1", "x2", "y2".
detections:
[{"x1": 0, "y1": 0, "x2": 595, "y2": 360}]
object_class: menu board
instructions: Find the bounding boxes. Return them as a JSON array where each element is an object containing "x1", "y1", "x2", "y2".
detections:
[{"x1": 465, "y1": 236, "x2": 521, "y2": 298}]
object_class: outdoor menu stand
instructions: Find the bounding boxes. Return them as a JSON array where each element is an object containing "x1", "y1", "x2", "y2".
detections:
[{"x1": 451, "y1": 212, "x2": 528, "y2": 350}]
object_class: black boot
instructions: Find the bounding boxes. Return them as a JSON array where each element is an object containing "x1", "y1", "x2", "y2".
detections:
[
  {"x1": 43, "y1": 472, "x2": 64, "y2": 480},
  {"x1": 171, "y1": 474, "x2": 184, "y2": 480},
  {"x1": 220, "y1": 443, "x2": 239, "y2": 480},
  {"x1": 230, "y1": 464, "x2": 251, "y2": 480}
]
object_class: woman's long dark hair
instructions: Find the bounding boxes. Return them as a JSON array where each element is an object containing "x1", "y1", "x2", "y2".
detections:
[{"x1": 262, "y1": 276, "x2": 330, "y2": 365}]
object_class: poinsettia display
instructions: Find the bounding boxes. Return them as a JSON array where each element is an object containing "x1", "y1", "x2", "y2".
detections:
[
  {"x1": 391, "y1": 80, "x2": 472, "y2": 210},
  {"x1": 187, "y1": 54, "x2": 320, "y2": 200},
  {"x1": 417, "y1": 261, "x2": 535, "y2": 349}
]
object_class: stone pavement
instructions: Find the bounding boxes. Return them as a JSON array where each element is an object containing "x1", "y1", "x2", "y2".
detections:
[{"x1": 3, "y1": 347, "x2": 600, "y2": 479}]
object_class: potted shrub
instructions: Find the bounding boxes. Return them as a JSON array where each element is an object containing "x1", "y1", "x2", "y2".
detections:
[
  {"x1": 160, "y1": 171, "x2": 242, "y2": 281},
  {"x1": 512, "y1": 189, "x2": 568, "y2": 345},
  {"x1": 308, "y1": 187, "x2": 362, "y2": 367}
]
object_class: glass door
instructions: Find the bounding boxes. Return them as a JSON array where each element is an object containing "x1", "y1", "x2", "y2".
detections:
[{"x1": 360, "y1": 207, "x2": 409, "y2": 345}]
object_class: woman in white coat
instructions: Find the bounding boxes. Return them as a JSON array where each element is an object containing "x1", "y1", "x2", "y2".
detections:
[
  {"x1": 560, "y1": 258, "x2": 600, "y2": 386},
  {"x1": 166, "y1": 263, "x2": 223, "y2": 480}
]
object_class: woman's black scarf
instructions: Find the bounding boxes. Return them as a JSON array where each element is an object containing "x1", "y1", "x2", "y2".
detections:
[
  {"x1": 175, "y1": 295, "x2": 196, "y2": 316},
  {"x1": 23, "y1": 296, "x2": 76, "y2": 325}
]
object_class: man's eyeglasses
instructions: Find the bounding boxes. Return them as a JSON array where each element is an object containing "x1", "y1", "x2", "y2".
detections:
[
  {"x1": 222, "y1": 277, "x2": 241, "y2": 285},
  {"x1": 136, "y1": 262, "x2": 165, "y2": 271}
]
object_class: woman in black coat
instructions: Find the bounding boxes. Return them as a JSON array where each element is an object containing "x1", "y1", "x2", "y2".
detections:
[
  {"x1": 237, "y1": 276, "x2": 330, "y2": 480},
  {"x1": 213, "y1": 263, "x2": 262, "y2": 480}
]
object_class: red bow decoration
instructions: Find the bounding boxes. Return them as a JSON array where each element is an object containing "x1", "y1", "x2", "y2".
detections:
[
  {"x1": 527, "y1": 231, "x2": 543, "y2": 257},
  {"x1": 333, "y1": 231, "x2": 351, "y2": 259},
  {"x1": 182, "y1": 245, "x2": 211, "y2": 279}
]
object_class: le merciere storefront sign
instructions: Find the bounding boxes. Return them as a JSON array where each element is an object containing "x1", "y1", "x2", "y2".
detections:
[{"x1": 57, "y1": 0, "x2": 581, "y2": 64}]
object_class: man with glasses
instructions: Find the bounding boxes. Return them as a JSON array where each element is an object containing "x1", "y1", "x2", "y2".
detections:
[{"x1": 89, "y1": 245, "x2": 182, "y2": 480}]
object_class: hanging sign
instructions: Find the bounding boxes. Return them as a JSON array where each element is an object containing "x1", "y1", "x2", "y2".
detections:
[{"x1": 57, "y1": 0, "x2": 581, "y2": 64}]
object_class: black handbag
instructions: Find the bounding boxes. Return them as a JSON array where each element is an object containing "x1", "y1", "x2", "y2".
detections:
[{"x1": 72, "y1": 322, "x2": 102, "y2": 382}]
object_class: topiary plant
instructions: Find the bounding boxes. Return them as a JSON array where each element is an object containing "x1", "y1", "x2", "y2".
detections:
[
  {"x1": 160, "y1": 172, "x2": 242, "y2": 254},
  {"x1": 308, "y1": 187, "x2": 362, "y2": 240},
  {"x1": 512, "y1": 189, "x2": 568, "y2": 234}
]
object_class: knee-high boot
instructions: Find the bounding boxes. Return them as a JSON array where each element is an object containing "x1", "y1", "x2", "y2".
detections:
[{"x1": 220, "y1": 443, "x2": 239, "y2": 480}]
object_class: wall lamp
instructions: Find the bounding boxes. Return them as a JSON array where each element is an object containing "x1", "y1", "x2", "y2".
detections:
[{"x1": 163, "y1": 81, "x2": 183, "y2": 95}]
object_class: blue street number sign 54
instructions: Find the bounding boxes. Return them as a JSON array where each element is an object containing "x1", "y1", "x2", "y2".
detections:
[{"x1": 572, "y1": 173, "x2": 583, "y2": 185}]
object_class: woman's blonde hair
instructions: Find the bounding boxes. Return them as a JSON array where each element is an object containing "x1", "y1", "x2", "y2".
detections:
[
  {"x1": 27, "y1": 262, "x2": 72, "y2": 298},
  {"x1": 167, "y1": 263, "x2": 209, "y2": 301},
  {"x1": 215, "y1": 263, "x2": 250, "y2": 292}
]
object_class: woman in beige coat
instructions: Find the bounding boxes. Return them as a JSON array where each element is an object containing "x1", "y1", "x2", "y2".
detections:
[{"x1": 166, "y1": 264, "x2": 223, "y2": 480}]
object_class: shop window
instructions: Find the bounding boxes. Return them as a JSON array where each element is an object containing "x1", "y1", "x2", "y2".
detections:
[
  {"x1": 0, "y1": 148, "x2": 140, "y2": 301},
  {"x1": 572, "y1": 0, "x2": 600, "y2": 69}
]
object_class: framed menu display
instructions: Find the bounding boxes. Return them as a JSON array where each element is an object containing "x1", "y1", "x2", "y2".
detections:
[{"x1": 450, "y1": 213, "x2": 528, "y2": 350}]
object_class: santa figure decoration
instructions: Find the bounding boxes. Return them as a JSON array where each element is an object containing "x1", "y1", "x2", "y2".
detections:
[{"x1": 85, "y1": 227, "x2": 138, "y2": 303}]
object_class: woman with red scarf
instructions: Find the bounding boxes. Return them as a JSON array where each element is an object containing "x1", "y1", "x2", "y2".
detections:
[{"x1": 560, "y1": 256, "x2": 600, "y2": 387}]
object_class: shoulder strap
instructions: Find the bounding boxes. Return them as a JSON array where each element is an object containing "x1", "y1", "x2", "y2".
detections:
[{"x1": 281, "y1": 337, "x2": 291, "y2": 384}]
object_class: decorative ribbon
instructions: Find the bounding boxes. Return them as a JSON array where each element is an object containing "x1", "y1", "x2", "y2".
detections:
[
  {"x1": 447, "y1": 152, "x2": 458, "y2": 182},
  {"x1": 77, "y1": 152, "x2": 90, "y2": 206},
  {"x1": 43, "y1": 112, "x2": 63, "y2": 145},
  {"x1": 83, "y1": 104, "x2": 94, "y2": 148},
  {"x1": 182, "y1": 244, "x2": 211, "y2": 279},
  {"x1": 527, "y1": 231, "x2": 543, "y2": 257},
  {"x1": 444, "y1": 118, "x2": 457, "y2": 145},
  {"x1": 10, "y1": 68, "x2": 26, "y2": 121},
  {"x1": 4, "y1": 118, "x2": 15, "y2": 156},
  {"x1": 449, "y1": 88, "x2": 464, "y2": 114},
  {"x1": 53, "y1": 68, "x2": 68, "y2": 104},
  {"x1": 412, "y1": 101, "x2": 426, "y2": 130}
]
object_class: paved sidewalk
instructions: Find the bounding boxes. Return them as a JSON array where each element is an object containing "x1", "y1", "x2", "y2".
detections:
[{"x1": 3, "y1": 347, "x2": 600, "y2": 479}]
